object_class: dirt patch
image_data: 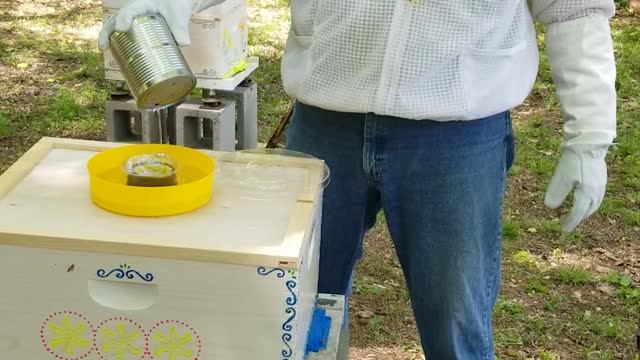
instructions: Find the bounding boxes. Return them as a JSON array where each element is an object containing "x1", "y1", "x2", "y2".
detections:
[
  {"x1": 349, "y1": 346, "x2": 425, "y2": 360},
  {"x1": 505, "y1": 170, "x2": 550, "y2": 218},
  {"x1": 350, "y1": 227, "x2": 420, "y2": 349}
]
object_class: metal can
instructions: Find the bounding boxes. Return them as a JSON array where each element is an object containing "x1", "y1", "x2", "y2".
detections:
[{"x1": 109, "y1": 15, "x2": 196, "y2": 109}]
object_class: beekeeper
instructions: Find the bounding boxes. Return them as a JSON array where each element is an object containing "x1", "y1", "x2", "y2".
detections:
[{"x1": 99, "y1": 0, "x2": 617, "y2": 358}]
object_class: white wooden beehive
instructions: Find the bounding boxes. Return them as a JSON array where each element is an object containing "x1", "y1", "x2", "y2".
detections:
[
  {"x1": 0, "y1": 137, "x2": 327, "y2": 360},
  {"x1": 101, "y1": 0, "x2": 256, "y2": 90}
]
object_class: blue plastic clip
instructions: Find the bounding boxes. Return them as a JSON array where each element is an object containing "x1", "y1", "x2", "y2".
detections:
[{"x1": 306, "y1": 308, "x2": 332, "y2": 354}]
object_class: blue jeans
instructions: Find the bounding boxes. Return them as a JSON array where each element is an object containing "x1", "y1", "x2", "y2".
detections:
[{"x1": 286, "y1": 101, "x2": 515, "y2": 359}]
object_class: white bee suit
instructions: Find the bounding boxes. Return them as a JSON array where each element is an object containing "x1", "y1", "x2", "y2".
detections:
[{"x1": 281, "y1": 0, "x2": 616, "y2": 124}]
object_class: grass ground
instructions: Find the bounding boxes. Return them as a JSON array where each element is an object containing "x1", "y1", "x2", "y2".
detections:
[{"x1": 1, "y1": 1, "x2": 639, "y2": 359}]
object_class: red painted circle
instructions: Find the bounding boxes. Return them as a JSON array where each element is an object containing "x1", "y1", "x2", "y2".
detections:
[
  {"x1": 40, "y1": 311, "x2": 94, "y2": 360},
  {"x1": 95, "y1": 317, "x2": 146, "y2": 360},
  {"x1": 148, "y1": 320, "x2": 201, "y2": 360}
]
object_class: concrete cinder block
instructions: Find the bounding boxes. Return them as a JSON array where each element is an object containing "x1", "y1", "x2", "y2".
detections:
[
  {"x1": 217, "y1": 80, "x2": 258, "y2": 150},
  {"x1": 175, "y1": 100, "x2": 237, "y2": 152},
  {"x1": 105, "y1": 99, "x2": 172, "y2": 144},
  {"x1": 105, "y1": 99, "x2": 140, "y2": 143}
]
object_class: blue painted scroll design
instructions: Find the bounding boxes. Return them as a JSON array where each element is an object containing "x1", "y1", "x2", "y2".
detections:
[
  {"x1": 257, "y1": 267, "x2": 286, "y2": 278},
  {"x1": 96, "y1": 263, "x2": 154, "y2": 282},
  {"x1": 281, "y1": 333, "x2": 293, "y2": 358},
  {"x1": 257, "y1": 267, "x2": 298, "y2": 360}
]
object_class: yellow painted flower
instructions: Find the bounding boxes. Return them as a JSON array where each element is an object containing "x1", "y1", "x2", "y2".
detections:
[
  {"x1": 48, "y1": 316, "x2": 90, "y2": 355},
  {"x1": 101, "y1": 323, "x2": 141, "y2": 360},
  {"x1": 152, "y1": 326, "x2": 193, "y2": 360}
]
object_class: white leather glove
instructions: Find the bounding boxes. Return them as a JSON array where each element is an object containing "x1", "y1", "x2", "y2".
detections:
[
  {"x1": 544, "y1": 145, "x2": 609, "y2": 233},
  {"x1": 543, "y1": 13, "x2": 617, "y2": 233},
  {"x1": 98, "y1": 0, "x2": 223, "y2": 51}
]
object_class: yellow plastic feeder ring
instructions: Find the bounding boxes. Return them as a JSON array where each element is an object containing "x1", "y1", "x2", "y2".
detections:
[{"x1": 87, "y1": 144, "x2": 215, "y2": 217}]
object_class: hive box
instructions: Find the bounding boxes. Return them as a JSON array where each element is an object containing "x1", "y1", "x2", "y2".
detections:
[
  {"x1": 102, "y1": 0, "x2": 255, "y2": 90},
  {"x1": 0, "y1": 137, "x2": 326, "y2": 360}
]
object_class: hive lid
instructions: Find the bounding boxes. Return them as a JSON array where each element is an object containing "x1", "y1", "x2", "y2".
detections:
[{"x1": 0, "y1": 137, "x2": 327, "y2": 269}]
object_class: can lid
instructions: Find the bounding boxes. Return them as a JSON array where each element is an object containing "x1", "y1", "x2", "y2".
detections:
[{"x1": 137, "y1": 75, "x2": 196, "y2": 109}]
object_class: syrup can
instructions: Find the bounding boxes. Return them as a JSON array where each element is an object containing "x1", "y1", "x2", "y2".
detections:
[{"x1": 109, "y1": 15, "x2": 196, "y2": 109}]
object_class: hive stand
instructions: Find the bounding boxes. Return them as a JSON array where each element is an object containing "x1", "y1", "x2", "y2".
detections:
[
  {"x1": 105, "y1": 96, "x2": 178, "y2": 144},
  {"x1": 174, "y1": 93, "x2": 237, "y2": 152},
  {"x1": 104, "y1": 78, "x2": 258, "y2": 151},
  {"x1": 213, "y1": 78, "x2": 258, "y2": 150}
]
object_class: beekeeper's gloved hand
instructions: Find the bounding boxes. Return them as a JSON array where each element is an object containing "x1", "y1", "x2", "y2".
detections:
[
  {"x1": 98, "y1": 0, "x2": 223, "y2": 51},
  {"x1": 542, "y1": 13, "x2": 617, "y2": 233}
]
